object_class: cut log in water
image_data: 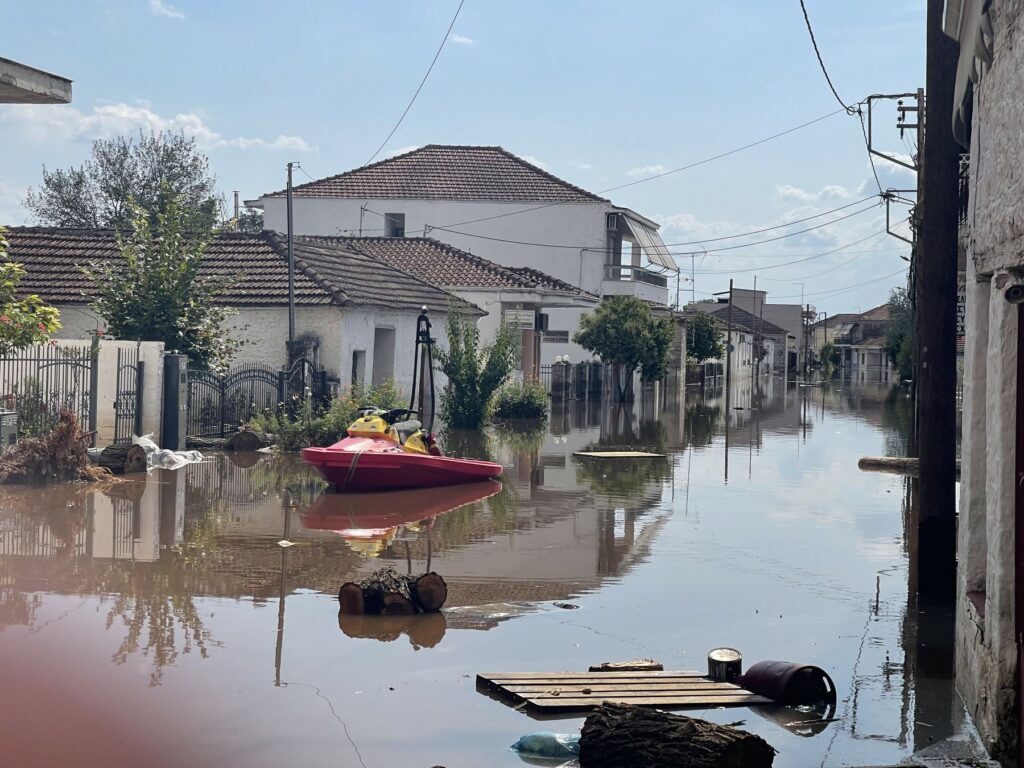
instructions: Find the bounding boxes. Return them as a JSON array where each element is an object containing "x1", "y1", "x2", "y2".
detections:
[
  {"x1": 411, "y1": 572, "x2": 448, "y2": 612},
  {"x1": 578, "y1": 702, "x2": 776, "y2": 768},
  {"x1": 858, "y1": 455, "x2": 961, "y2": 478},
  {"x1": 224, "y1": 430, "x2": 273, "y2": 452},
  {"x1": 338, "y1": 567, "x2": 448, "y2": 615},
  {"x1": 98, "y1": 444, "x2": 147, "y2": 474}
]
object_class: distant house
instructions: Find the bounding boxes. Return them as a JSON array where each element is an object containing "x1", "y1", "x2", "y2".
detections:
[
  {"x1": 682, "y1": 307, "x2": 778, "y2": 389},
  {"x1": 247, "y1": 145, "x2": 679, "y2": 366},
  {"x1": 809, "y1": 304, "x2": 892, "y2": 382},
  {"x1": 4, "y1": 228, "x2": 480, "y2": 392}
]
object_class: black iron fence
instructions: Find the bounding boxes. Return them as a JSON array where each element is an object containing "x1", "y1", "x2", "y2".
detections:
[
  {"x1": 0, "y1": 342, "x2": 96, "y2": 439},
  {"x1": 539, "y1": 361, "x2": 606, "y2": 399},
  {"x1": 187, "y1": 359, "x2": 329, "y2": 438},
  {"x1": 113, "y1": 345, "x2": 144, "y2": 444}
]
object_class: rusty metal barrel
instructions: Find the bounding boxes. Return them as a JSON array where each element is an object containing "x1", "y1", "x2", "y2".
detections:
[{"x1": 739, "y1": 660, "x2": 837, "y2": 705}]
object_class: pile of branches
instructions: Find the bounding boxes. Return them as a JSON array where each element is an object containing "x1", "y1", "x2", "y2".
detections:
[{"x1": 0, "y1": 409, "x2": 111, "y2": 485}]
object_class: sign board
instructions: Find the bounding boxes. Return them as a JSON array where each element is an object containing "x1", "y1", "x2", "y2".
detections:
[
  {"x1": 503, "y1": 309, "x2": 535, "y2": 330},
  {"x1": 956, "y1": 271, "x2": 966, "y2": 353},
  {"x1": 542, "y1": 330, "x2": 569, "y2": 344}
]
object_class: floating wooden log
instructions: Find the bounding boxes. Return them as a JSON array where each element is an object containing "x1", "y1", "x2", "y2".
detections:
[
  {"x1": 338, "y1": 567, "x2": 448, "y2": 615},
  {"x1": 578, "y1": 702, "x2": 776, "y2": 768},
  {"x1": 858, "y1": 456, "x2": 961, "y2": 478},
  {"x1": 224, "y1": 430, "x2": 273, "y2": 452},
  {"x1": 97, "y1": 444, "x2": 147, "y2": 474}
]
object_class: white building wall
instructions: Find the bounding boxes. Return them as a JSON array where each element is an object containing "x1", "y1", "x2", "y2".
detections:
[
  {"x1": 227, "y1": 306, "x2": 342, "y2": 377},
  {"x1": 261, "y1": 197, "x2": 613, "y2": 296}
]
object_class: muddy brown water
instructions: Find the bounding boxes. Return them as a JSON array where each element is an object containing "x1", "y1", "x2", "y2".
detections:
[{"x1": 0, "y1": 384, "x2": 964, "y2": 767}]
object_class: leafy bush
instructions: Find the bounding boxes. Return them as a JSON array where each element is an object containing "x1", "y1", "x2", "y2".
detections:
[
  {"x1": 247, "y1": 380, "x2": 403, "y2": 452},
  {"x1": 491, "y1": 381, "x2": 548, "y2": 422},
  {"x1": 436, "y1": 310, "x2": 519, "y2": 429}
]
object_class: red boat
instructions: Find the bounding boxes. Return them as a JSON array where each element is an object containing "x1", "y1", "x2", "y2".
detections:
[
  {"x1": 302, "y1": 438, "x2": 503, "y2": 491},
  {"x1": 301, "y1": 309, "x2": 504, "y2": 492}
]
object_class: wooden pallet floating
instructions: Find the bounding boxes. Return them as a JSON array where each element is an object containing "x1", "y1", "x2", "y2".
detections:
[{"x1": 477, "y1": 670, "x2": 772, "y2": 714}]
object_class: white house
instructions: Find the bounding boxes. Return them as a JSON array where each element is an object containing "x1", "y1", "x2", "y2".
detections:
[
  {"x1": 5, "y1": 227, "x2": 480, "y2": 396},
  {"x1": 247, "y1": 144, "x2": 679, "y2": 366},
  {"x1": 301, "y1": 235, "x2": 599, "y2": 381},
  {"x1": 945, "y1": 0, "x2": 1024, "y2": 762}
]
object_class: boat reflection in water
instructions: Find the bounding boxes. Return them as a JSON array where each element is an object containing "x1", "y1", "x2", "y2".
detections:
[
  {"x1": 300, "y1": 480, "x2": 502, "y2": 556},
  {"x1": 302, "y1": 481, "x2": 501, "y2": 647}
]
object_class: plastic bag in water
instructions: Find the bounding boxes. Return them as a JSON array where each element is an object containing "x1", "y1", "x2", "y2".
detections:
[{"x1": 510, "y1": 732, "x2": 580, "y2": 759}]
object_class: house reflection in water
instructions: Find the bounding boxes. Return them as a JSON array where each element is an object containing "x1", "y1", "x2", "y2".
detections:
[{"x1": 0, "y1": 410, "x2": 676, "y2": 673}]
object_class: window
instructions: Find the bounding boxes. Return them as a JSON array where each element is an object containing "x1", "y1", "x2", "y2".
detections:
[
  {"x1": 351, "y1": 350, "x2": 366, "y2": 387},
  {"x1": 384, "y1": 212, "x2": 405, "y2": 237}
]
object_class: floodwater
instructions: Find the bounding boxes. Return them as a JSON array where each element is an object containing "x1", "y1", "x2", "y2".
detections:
[{"x1": 0, "y1": 382, "x2": 967, "y2": 767}]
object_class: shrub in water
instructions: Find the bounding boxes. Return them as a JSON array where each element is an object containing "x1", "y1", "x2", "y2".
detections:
[
  {"x1": 491, "y1": 381, "x2": 548, "y2": 422},
  {"x1": 247, "y1": 380, "x2": 403, "y2": 452}
]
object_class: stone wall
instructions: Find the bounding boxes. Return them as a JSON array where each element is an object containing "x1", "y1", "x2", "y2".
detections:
[{"x1": 956, "y1": 1, "x2": 1024, "y2": 761}]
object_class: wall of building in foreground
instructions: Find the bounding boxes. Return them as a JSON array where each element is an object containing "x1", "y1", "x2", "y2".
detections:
[{"x1": 955, "y1": 2, "x2": 1024, "y2": 762}]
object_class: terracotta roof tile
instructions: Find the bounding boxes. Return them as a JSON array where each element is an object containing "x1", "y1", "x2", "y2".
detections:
[
  {"x1": 265, "y1": 145, "x2": 607, "y2": 203},
  {"x1": 3, "y1": 227, "x2": 475, "y2": 315},
  {"x1": 299, "y1": 236, "x2": 593, "y2": 298}
]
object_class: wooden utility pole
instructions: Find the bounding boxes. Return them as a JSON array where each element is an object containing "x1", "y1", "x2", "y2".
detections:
[
  {"x1": 286, "y1": 162, "x2": 296, "y2": 352},
  {"x1": 914, "y1": 0, "x2": 960, "y2": 599}
]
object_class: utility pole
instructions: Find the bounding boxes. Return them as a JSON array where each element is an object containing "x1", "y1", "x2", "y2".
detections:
[
  {"x1": 287, "y1": 162, "x2": 296, "y2": 351},
  {"x1": 725, "y1": 279, "x2": 733, "y2": 481},
  {"x1": 750, "y1": 277, "x2": 758, "y2": 394},
  {"x1": 233, "y1": 191, "x2": 240, "y2": 231},
  {"x1": 914, "y1": 0, "x2": 959, "y2": 599}
]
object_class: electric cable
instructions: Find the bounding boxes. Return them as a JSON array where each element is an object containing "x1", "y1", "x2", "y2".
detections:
[
  {"x1": 426, "y1": 109, "x2": 846, "y2": 231},
  {"x1": 799, "y1": 0, "x2": 856, "y2": 114},
  {"x1": 363, "y1": 0, "x2": 467, "y2": 166}
]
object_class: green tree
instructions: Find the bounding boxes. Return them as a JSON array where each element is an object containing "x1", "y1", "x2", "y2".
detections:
[
  {"x1": 574, "y1": 296, "x2": 673, "y2": 400},
  {"x1": 686, "y1": 312, "x2": 724, "y2": 365},
  {"x1": 25, "y1": 131, "x2": 220, "y2": 232},
  {"x1": 0, "y1": 227, "x2": 61, "y2": 356},
  {"x1": 235, "y1": 207, "x2": 264, "y2": 234},
  {"x1": 885, "y1": 286, "x2": 913, "y2": 381},
  {"x1": 820, "y1": 341, "x2": 841, "y2": 378},
  {"x1": 82, "y1": 192, "x2": 239, "y2": 370},
  {"x1": 436, "y1": 311, "x2": 519, "y2": 429}
]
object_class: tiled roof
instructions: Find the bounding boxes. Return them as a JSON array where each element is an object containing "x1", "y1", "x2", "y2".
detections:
[
  {"x1": 3, "y1": 227, "x2": 475, "y2": 314},
  {"x1": 858, "y1": 304, "x2": 890, "y2": 322},
  {"x1": 302, "y1": 236, "x2": 593, "y2": 297},
  {"x1": 705, "y1": 303, "x2": 790, "y2": 337},
  {"x1": 809, "y1": 312, "x2": 859, "y2": 330},
  {"x1": 264, "y1": 145, "x2": 608, "y2": 203},
  {"x1": 854, "y1": 335, "x2": 888, "y2": 348}
]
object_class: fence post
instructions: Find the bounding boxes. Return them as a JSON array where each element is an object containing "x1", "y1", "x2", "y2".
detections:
[
  {"x1": 88, "y1": 334, "x2": 100, "y2": 445},
  {"x1": 134, "y1": 359, "x2": 145, "y2": 438}
]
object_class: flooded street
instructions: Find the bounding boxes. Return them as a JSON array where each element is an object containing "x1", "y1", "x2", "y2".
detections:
[{"x1": 0, "y1": 384, "x2": 962, "y2": 768}]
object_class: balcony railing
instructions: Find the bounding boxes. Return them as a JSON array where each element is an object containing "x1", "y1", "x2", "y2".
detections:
[{"x1": 603, "y1": 264, "x2": 668, "y2": 288}]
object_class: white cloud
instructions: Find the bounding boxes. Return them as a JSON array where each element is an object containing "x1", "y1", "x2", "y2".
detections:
[
  {"x1": 386, "y1": 145, "x2": 420, "y2": 157},
  {"x1": 626, "y1": 164, "x2": 668, "y2": 178},
  {"x1": 775, "y1": 183, "x2": 857, "y2": 203},
  {"x1": 571, "y1": 161, "x2": 593, "y2": 171},
  {"x1": 149, "y1": 0, "x2": 184, "y2": 19},
  {"x1": 450, "y1": 33, "x2": 477, "y2": 45},
  {"x1": 0, "y1": 180, "x2": 27, "y2": 226},
  {"x1": 0, "y1": 102, "x2": 312, "y2": 151},
  {"x1": 518, "y1": 154, "x2": 549, "y2": 170}
]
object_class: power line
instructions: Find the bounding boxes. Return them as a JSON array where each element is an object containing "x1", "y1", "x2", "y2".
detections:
[
  {"x1": 769, "y1": 268, "x2": 908, "y2": 300},
  {"x1": 408, "y1": 197, "x2": 880, "y2": 254},
  {"x1": 428, "y1": 108, "x2": 845, "y2": 231},
  {"x1": 691, "y1": 229, "x2": 888, "y2": 275},
  {"x1": 799, "y1": 0, "x2": 856, "y2": 114},
  {"x1": 859, "y1": 104, "x2": 884, "y2": 194},
  {"x1": 362, "y1": 0, "x2": 466, "y2": 166}
]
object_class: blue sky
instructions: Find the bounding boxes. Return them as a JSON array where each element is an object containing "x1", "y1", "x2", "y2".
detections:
[{"x1": 0, "y1": 0, "x2": 925, "y2": 314}]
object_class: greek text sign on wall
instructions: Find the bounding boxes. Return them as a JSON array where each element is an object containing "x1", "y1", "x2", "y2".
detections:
[{"x1": 503, "y1": 310, "x2": 535, "y2": 330}]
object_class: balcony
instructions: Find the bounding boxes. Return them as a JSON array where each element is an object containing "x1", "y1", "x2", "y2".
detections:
[{"x1": 601, "y1": 264, "x2": 669, "y2": 304}]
